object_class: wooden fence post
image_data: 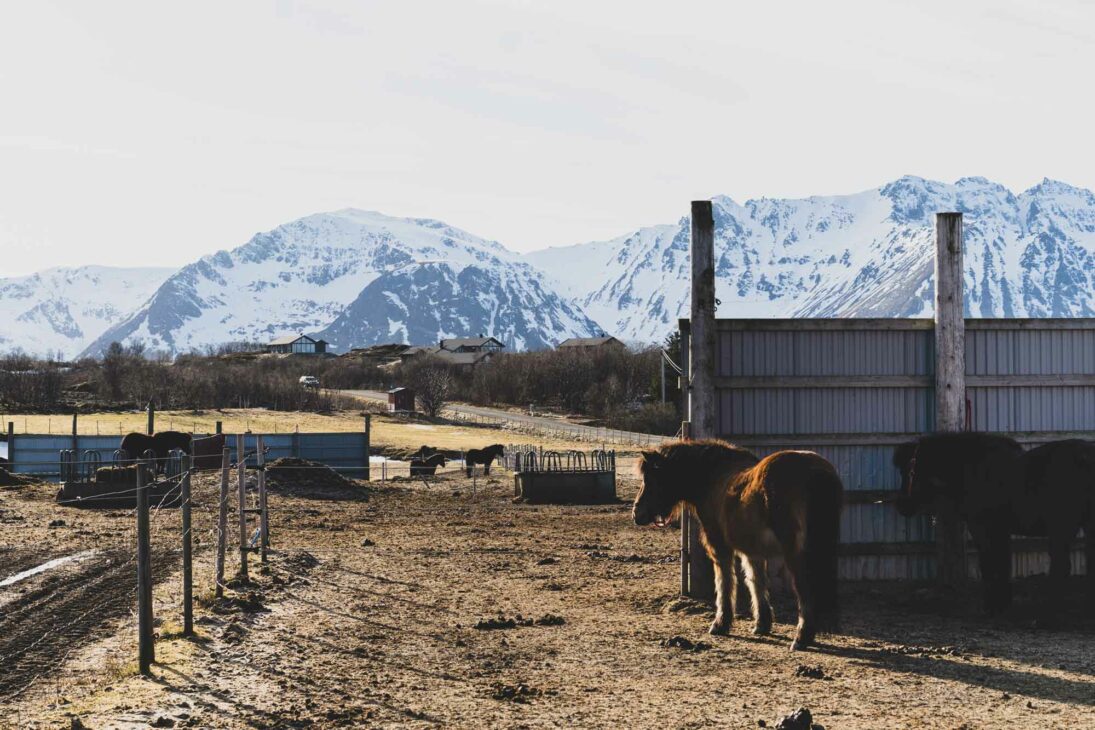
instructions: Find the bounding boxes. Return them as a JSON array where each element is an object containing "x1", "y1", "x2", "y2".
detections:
[
  {"x1": 935, "y1": 212, "x2": 968, "y2": 587},
  {"x1": 237, "y1": 434, "x2": 248, "y2": 580},
  {"x1": 215, "y1": 447, "x2": 230, "y2": 598},
  {"x1": 181, "y1": 454, "x2": 193, "y2": 636},
  {"x1": 682, "y1": 200, "x2": 717, "y2": 601},
  {"x1": 257, "y1": 435, "x2": 268, "y2": 560},
  {"x1": 136, "y1": 464, "x2": 154, "y2": 673},
  {"x1": 146, "y1": 400, "x2": 155, "y2": 435},
  {"x1": 6, "y1": 421, "x2": 13, "y2": 469},
  {"x1": 364, "y1": 414, "x2": 371, "y2": 481},
  {"x1": 71, "y1": 413, "x2": 78, "y2": 453},
  {"x1": 215, "y1": 420, "x2": 223, "y2": 435}
]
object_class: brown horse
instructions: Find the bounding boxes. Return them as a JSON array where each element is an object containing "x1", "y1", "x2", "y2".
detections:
[
  {"x1": 119, "y1": 431, "x2": 192, "y2": 472},
  {"x1": 895, "y1": 434, "x2": 1095, "y2": 612},
  {"x1": 465, "y1": 444, "x2": 504, "y2": 477},
  {"x1": 634, "y1": 439, "x2": 843, "y2": 651},
  {"x1": 410, "y1": 453, "x2": 447, "y2": 476}
]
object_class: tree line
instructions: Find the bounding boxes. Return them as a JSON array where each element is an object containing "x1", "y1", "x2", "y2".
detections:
[{"x1": 0, "y1": 335, "x2": 683, "y2": 434}]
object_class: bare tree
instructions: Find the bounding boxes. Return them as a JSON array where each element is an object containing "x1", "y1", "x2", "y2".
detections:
[{"x1": 407, "y1": 359, "x2": 452, "y2": 417}]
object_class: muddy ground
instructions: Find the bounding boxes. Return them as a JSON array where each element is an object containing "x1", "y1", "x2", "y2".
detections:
[{"x1": 1, "y1": 464, "x2": 1094, "y2": 729}]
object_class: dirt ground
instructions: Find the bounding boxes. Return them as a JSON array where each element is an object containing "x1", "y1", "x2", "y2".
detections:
[{"x1": 2, "y1": 457, "x2": 1094, "y2": 729}]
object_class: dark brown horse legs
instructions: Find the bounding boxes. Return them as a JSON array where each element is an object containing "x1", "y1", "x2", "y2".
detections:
[
  {"x1": 786, "y1": 555, "x2": 817, "y2": 651},
  {"x1": 1047, "y1": 534, "x2": 1072, "y2": 612},
  {"x1": 709, "y1": 552, "x2": 736, "y2": 636},
  {"x1": 741, "y1": 555, "x2": 773, "y2": 635}
]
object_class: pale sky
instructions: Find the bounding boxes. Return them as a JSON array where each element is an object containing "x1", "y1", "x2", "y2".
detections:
[{"x1": 2, "y1": 0, "x2": 1094, "y2": 276}]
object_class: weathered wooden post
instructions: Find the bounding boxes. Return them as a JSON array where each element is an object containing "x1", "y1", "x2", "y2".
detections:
[
  {"x1": 682, "y1": 200, "x2": 717, "y2": 600},
  {"x1": 71, "y1": 412, "x2": 78, "y2": 454},
  {"x1": 136, "y1": 464, "x2": 154, "y2": 673},
  {"x1": 146, "y1": 400, "x2": 155, "y2": 435},
  {"x1": 934, "y1": 212, "x2": 968, "y2": 587},
  {"x1": 257, "y1": 435, "x2": 269, "y2": 559},
  {"x1": 6, "y1": 421, "x2": 13, "y2": 469},
  {"x1": 364, "y1": 414, "x2": 372, "y2": 481},
  {"x1": 214, "y1": 447, "x2": 230, "y2": 598},
  {"x1": 181, "y1": 454, "x2": 193, "y2": 636},
  {"x1": 215, "y1": 420, "x2": 223, "y2": 435},
  {"x1": 237, "y1": 434, "x2": 248, "y2": 580}
]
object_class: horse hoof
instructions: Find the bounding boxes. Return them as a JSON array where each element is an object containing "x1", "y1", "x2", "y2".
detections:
[
  {"x1": 790, "y1": 639, "x2": 810, "y2": 652},
  {"x1": 753, "y1": 623, "x2": 771, "y2": 636},
  {"x1": 709, "y1": 620, "x2": 731, "y2": 636}
]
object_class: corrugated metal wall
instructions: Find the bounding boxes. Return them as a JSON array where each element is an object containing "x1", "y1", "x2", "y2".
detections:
[{"x1": 711, "y1": 318, "x2": 1094, "y2": 581}]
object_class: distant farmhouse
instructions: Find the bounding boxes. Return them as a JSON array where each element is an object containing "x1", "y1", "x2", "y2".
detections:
[
  {"x1": 266, "y1": 333, "x2": 329, "y2": 355},
  {"x1": 343, "y1": 335, "x2": 506, "y2": 369},
  {"x1": 557, "y1": 335, "x2": 624, "y2": 350}
]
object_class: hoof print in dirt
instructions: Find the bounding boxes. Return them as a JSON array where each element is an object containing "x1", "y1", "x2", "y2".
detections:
[
  {"x1": 491, "y1": 682, "x2": 542, "y2": 703},
  {"x1": 774, "y1": 707, "x2": 824, "y2": 730},
  {"x1": 662, "y1": 635, "x2": 711, "y2": 652},
  {"x1": 48, "y1": 519, "x2": 66, "y2": 528},
  {"x1": 794, "y1": 664, "x2": 828, "y2": 680},
  {"x1": 535, "y1": 557, "x2": 558, "y2": 566},
  {"x1": 361, "y1": 538, "x2": 376, "y2": 547}
]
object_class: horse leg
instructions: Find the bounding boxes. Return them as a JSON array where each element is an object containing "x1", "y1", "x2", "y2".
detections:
[
  {"x1": 785, "y1": 552, "x2": 816, "y2": 651},
  {"x1": 968, "y1": 523, "x2": 1001, "y2": 614},
  {"x1": 1086, "y1": 518, "x2": 1095, "y2": 604},
  {"x1": 1046, "y1": 530, "x2": 1072, "y2": 617},
  {"x1": 709, "y1": 550, "x2": 737, "y2": 636},
  {"x1": 466, "y1": 463, "x2": 472, "y2": 478},
  {"x1": 484, "y1": 464, "x2": 490, "y2": 475},
  {"x1": 741, "y1": 554, "x2": 773, "y2": 636}
]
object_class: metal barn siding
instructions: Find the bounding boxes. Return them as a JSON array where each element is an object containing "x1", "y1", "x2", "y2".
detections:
[{"x1": 708, "y1": 318, "x2": 1094, "y2": 581}]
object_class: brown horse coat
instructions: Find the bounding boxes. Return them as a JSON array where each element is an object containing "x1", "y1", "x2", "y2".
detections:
[{"x1": 634, "y1": 439, "x2": 843, "y2": 651}]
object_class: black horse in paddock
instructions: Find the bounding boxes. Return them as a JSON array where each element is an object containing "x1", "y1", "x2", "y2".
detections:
[
  {"x1": 894, "y1": 433, "x2": 1095, "y2": 613},
  {"x1": 465, "y1": 444, "x2": 505, "y2": 477},
  {"x1": 119, "y1": 431, "x2": 193, "y2": 472},
  {"x1": 410, "y1": 453, "x2": 447, "y2": 476}
]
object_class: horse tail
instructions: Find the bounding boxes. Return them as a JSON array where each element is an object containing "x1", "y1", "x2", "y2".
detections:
[{"x1": 805, "y1": 466, "x2": 843, "y2": 627}]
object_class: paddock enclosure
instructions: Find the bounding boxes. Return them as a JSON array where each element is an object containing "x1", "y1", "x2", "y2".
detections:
[
  {"x1": 679, "y1": 203, "x2": 1093, "y2": 592},
  {"x1": 3, "y1": 431, "x2": 371, "y2": 479}
]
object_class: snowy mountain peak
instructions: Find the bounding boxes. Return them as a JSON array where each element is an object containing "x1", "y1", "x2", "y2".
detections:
[
  {"x1": 79, "y1": 209, "x2": 599, "y2": 357},
  {"x1": 529, "y1": 176, "x2": 1095, "y2": 343}
]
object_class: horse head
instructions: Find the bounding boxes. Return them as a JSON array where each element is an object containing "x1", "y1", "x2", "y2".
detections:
[
  {"x1": 893, "y1": 439, "x2": 949, "y2": 517},
  {"x1": 633, "y1": 448, "x2": 684, "y2": 528}
]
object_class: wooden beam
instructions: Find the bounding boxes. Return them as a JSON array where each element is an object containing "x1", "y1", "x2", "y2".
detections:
[
  {"x1": 934, "y1": 211, "x2": 968, "y2": 587},
  {"x1": 714, "y1": 375, "x2": 932, "y2": 389},
  {"x1": 683, "y1": 200, "x2": 716, "y2": 601},
  {"x1": 966, "y1": 374, "x2": 1095, "y2": 387}
]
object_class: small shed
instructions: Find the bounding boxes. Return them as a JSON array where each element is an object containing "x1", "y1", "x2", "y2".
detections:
[{"x1": 388, "y1": 387, "x2": 416, "y2": 413}]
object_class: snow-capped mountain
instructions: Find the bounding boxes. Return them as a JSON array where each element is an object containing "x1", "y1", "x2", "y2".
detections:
[
  {"x1": 0, "y1": 266, "x2": 172, "y2": 358},
  {"x1": 7, "y1": 176, "x2": 1095, "y2": 359},
  {"x1": 528, "y1": 176, "x2": 1095, "y2": 343},
  {"x1": 80, "y1": 209, "x2": 600, "y2": 357}
]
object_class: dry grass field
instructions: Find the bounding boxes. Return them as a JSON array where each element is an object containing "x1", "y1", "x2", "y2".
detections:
[
  {"x1": 0, "y1": 407, "x2": 618, "y2": 455},
  {"x1": 2, "y1": 426, "x2": 1094, "y2": 728}
]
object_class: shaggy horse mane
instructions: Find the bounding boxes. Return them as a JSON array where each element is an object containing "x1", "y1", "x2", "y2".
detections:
[{"x1": 639, "y1": 439, "x2": 759, "y2": 474}]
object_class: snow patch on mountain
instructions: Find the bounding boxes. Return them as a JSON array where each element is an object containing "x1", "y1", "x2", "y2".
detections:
[{"x1": 0, "y1": 266, "x2": 172, "y2": 358}]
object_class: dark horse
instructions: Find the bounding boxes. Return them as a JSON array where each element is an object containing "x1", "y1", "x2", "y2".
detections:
[
  {"x1": 410, "y1": 453, "x2": 447, "y2": 476},
  {"x1": 465, "y1": 444, "x2": 504, "y2": 477},
  {"x1": 894, "y1": 433, "x2": 1095, "y2": 613},
  {"x1": 634, "y1": 440, "x2": 843, "y2": 651},
  {"x1": 120, "y1": 431, "x2": 193, "y2": 472}
]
